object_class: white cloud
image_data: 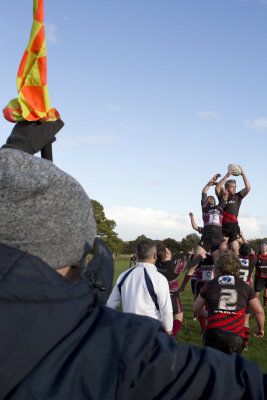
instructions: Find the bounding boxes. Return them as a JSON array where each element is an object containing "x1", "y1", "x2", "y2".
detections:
[
  {"x1": 81, "y1": 131, "x2": 118, "y2": 144},
  {"x1": 46, "y1": 23, "x2": 58, "y2": 44},
  {"x1": 107, "y1": 105, "x2": 120, "y2": 111},
  {"x1": 58, "y1": 131, "x2": 117, "y2": 148},
  {"x1": 244, "y1": 118, "x2": 267, "y2": 130},
  {"x1": 252, "y1": 118, "x2": 267, "y2": 129},
  {"x1": 197, "y1": 110, "x2": 220, "y2": 120},
  {"x1": 239, "y1": 213, "x2": 267, "y2": 239},
  {"x1": 104, "y1": 206, "x2": 267, "y2": 242},
  {"x1": 149, "y1": 180, "x2": 161, "y2": 186},
  {"x1": 105, "y1": 206, "x2": 195, "y2": 241},
  {"x1": 118, "y1": 122, "x2": 136, "y2": 131},
  {"x1": 57, "y1": 138, "x2": 77, "y2": 149}
]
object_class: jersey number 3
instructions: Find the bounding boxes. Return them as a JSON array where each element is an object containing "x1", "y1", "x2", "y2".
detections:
[{"x1": 218, "y1": 288, "x2": 238, "y2": 311}]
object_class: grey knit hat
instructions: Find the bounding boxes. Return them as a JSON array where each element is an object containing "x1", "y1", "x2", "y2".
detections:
[{"x1": 0, "y1": 149, "x2": 96, "y2": 269}]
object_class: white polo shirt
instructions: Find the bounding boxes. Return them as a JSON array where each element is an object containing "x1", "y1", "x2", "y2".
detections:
[{"x1": 107, "y1": 262, "x2": 173, "y2": 332}]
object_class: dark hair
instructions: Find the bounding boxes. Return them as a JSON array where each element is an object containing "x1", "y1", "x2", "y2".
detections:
[
  {"x1": 215, "y1": 250, "x2": 241, "y2": 276},
  {"x1": 136, "y1": 239, "x2": 156, "y2": 261},
  {"x1": 239, "y1": 243, "x2": 251, "y2": 257},
  {"x1": 157, "y1": 245, "x2": 167, "y2": 262}
]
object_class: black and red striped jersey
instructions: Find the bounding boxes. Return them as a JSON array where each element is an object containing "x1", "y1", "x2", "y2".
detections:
[
  {"x1": 156, "y1": 254, "x2": 187, "y2": 293},
  {"x1": 192, "y1": 254, "x2": 214, "y2": 282},
  {"x1": 200, "y1": 275, "x2": 255, "y2": 336},
  {"x1": 255, "y1": 253, "x2": 267, "y2": 278},
  {"x1": 222, "y1": 192, "x2": 243, "y2": 224},
  {"x1": 239, "y1": 254, "x2": 257, "y2": 284}
]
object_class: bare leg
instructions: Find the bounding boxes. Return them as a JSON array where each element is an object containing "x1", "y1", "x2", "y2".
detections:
[
  {"x1": 212, "y1": 249, "x2": 220, "y2": 263},
  {"x1": 174, "y1": 312, "x2": 183, "y2": 322},
  {"x1": 219, "y1": 237, "x2": 228, "y2": 254},
  {"x1": 229, "y1": 239, "x2": 239, "y2": 255}
]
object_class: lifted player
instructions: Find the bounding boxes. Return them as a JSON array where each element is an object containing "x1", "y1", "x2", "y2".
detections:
[
  {"x1": 215, "y1": 166, "x2": 250, "y2": 255},
  {"x1": 254, "y1": 241, "x2": 267, "y2": 307},
  {"x1": 194, "y1": 251, "x2": 264, "y2": 355},
  {"x1": 194, "y1": 173, "x2": 227, "y2": 261}
]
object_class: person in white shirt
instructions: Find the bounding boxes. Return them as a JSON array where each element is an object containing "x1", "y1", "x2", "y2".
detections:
[{"x1": 107, "y1": 238, "x2": 173, "y2": 334}]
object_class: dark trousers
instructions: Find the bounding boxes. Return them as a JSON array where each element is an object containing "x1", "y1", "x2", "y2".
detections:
[{"x1": 203, "y1": 328, "x2": 244, "y2": 355}]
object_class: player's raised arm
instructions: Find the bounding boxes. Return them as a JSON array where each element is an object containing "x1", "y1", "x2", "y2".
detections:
[
  {"x1": 202, "y1": 174, "x2": 221, "y2": 205},
  {"x1": 238, "y1": 166, "x2": 251, "y2": 198},
  {"x1": 202, "y1": 174, "x2": 221, "y2": 194},
  {"x1": 189, "y1": 212, "x2": 199, "y2": 232},
  {"x1": 215, "y1": 170, "x2": 233, "y2": 198}
]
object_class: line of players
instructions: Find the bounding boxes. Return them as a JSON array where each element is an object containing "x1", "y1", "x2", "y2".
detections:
[{"x1": 155, "y1": 166, "x2": 266, "y2": 354}]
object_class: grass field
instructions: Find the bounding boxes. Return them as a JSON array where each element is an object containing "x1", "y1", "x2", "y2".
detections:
[{"x1": 113, "y1": 257, "x2": 267, "y2": 373}]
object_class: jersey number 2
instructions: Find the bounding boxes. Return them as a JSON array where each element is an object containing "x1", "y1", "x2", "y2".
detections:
[{"x1": 218, "y1": 288, "x2": 237, "y2": 311}]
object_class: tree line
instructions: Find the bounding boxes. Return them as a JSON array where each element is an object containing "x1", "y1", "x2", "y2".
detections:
[{"x1": 92, "y1": 200, "x2": 267, "y2": 255}]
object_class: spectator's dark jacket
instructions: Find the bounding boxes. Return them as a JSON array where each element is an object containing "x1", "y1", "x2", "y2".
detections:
[{"x1": 0, "y1": 242, "x2": 266, "y2": 400}]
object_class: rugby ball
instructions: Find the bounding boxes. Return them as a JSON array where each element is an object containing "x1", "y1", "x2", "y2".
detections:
[{"x1": 228, "y1": 164, "x2": 241, "y2": 176}]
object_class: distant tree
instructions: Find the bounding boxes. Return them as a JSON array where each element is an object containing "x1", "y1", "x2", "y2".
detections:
[
  {"x1": 132, "y1": 234, "x2": 147, "y2": 247},
  {"x1": 154, "y1": 240, "x2": 164, "y2": 249},
  {"x1": 122, "y1": 241, "x2": 135, "y2": 254},
  {"x1": 248, "y1": 238, "x2": 267, "y2": 253},
  {"x1": 91, "y1": 199, "x2": 123, "y2": 255},
  {"x1": 180, "y1": 233, "x2": 200, "y2": 252},
  {"x1": 163, "y1": 238, "x2": 180, "y2": 253}
]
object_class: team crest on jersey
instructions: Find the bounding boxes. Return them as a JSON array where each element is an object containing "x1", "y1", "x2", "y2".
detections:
[{"x1": 218, "y1": 276, "x2": 235, "y2": 285}]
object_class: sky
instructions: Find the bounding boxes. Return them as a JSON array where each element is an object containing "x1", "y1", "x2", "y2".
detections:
[{"x1": 0, "y1": 0, "x2": 267, "y2": 242}]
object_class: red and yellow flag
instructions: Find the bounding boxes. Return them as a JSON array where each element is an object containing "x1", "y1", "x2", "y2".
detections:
[{"x1": 3, "y1": 0, "x2": 60, "y2": 122}]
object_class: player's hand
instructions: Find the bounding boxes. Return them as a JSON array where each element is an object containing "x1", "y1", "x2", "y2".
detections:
[
  {"x1": 212, "y1": 173, "x2": 221, "y2": 182},
  {"x1": 238, "y1": 165, "x2": 243, "y2": 175},
  {"x1": 189, "y1": 212, "x2": 193, "y2": 218},
  {"x1": 254, "y1": 328, "x2": 264, "y2": 338},
  {"x1": 177, "y1": 288, "x2": 183, "y2": 296},
  {"x1": 227, "y1": 167, "x2": 235, "y2": 177}
]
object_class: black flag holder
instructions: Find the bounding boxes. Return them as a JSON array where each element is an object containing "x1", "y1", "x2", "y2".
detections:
[{"x1": 41, "y1": 142, "x2": 53, "y2": 161}]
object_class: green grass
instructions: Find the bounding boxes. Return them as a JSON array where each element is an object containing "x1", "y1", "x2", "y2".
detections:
[{"x1": 113, "y1": 257, "x2": 267, "y2": 373}]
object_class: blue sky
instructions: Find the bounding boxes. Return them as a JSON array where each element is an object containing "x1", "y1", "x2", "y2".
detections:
[{"x1": 1, "y1": 0, "x2": 267, "y2": 241}]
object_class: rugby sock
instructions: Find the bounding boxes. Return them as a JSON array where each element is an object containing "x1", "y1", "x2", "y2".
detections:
[
  {"x1": 263, "y1": 296, "x2": 267, "y2": 307},
  {"x1": 198, "y1": 317, "x2": 206, "y2": 332},
  {"x1": 180, "y1": 274, "x2": 191, "y2": 292},
  {"x1": 243, "y1": 327, "x2": 250, "y2": 348},
  {"x1": 173, "y1": 320, "x2": 182, "y2": 337}
]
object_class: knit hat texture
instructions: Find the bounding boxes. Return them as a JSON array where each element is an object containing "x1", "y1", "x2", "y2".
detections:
[{"x1": 0, "y1": 149, "x2": 96, "y2": 269}]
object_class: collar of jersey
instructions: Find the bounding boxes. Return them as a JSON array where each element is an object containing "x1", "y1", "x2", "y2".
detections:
[{"x1": 135, "y1": 262, "x2": 157, "y2": 270}]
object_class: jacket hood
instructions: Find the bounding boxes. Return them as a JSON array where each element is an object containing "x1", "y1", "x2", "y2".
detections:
[{"x1": 0, "y1": 239, "x2": 114, "y2": 399}]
